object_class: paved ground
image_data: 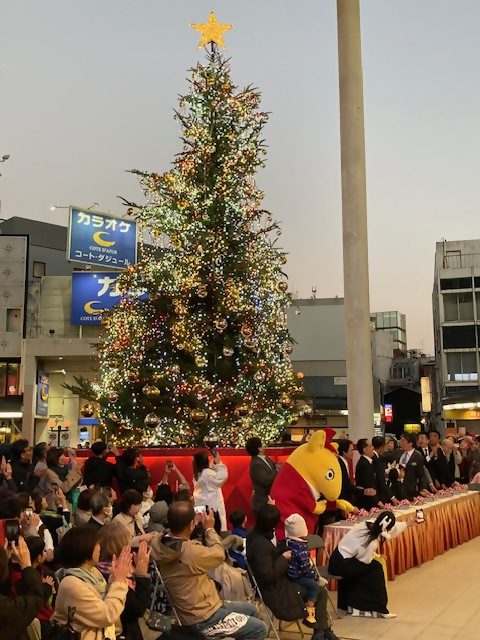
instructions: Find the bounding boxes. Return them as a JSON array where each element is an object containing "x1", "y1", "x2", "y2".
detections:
[{"x1": 144, "y1": 534, "x2": 480, "y2": 640}]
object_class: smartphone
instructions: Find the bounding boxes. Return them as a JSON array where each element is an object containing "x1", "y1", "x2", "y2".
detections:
[
  {"x1": 107, "y1": 442, "x2": 113, "y2": 450},
  {"x1": 194, "y1": 505, "x2": 205, "y2": 514},
  {"x1": 166, "y1": 460, "x2": 174, "y2": 469},
  {"x1": 25, "y1": 507, "x2": 33, "y2": 519},
  {"x1": 5, "y1": 519, "x2": 20, "y2": 544},
  {"x1": 52, "y1": 483, "x2": 59, "y2": 492}
]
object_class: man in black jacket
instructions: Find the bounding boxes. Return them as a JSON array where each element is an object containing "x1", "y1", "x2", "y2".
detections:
[
  {"x1": 395, "y1": 433, "x2": 428, "y2": 499},
  {"x1": 337, "y1": 439, "x2": 356, "y2": 505},
  {"x1": 10, "y1": 439, "x2": 43, "y2": 493},
  {"x1": 83, "y1": 441, "x2": 119, "y2": 488},
  {"x1": 116, "y1": 448, "x2": 151, "y2": 494},
  {"x1": 355, "y1": 438, "x2": 383, "y2": 510}
]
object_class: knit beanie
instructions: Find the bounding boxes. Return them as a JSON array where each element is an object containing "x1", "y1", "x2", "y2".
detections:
[{"x1": 285, "y1": 513, "x2": 308, "y2": 539}]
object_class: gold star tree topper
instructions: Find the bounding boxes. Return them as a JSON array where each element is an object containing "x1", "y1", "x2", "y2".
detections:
[{"x1": 190, "y1": 10, "x2": 234, "y2": 50}]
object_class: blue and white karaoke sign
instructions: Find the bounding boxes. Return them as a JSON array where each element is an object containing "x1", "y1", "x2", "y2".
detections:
[
  {"x1": 67, "y1": 207, "x2": 137, "y2": 269},
  {"x1": 71, "y1": 272, "x2": 147, "y2": 325}
]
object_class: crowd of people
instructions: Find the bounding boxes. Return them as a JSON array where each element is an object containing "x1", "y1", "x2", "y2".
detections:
[{"x1": 0, "y1": 430, "x2": 477, "y2": 640}]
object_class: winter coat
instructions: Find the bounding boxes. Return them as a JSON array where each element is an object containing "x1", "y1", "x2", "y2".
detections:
[
  {"x1": 246, "y1": 527, "x2": 305, "y2": 621},
  {"x1": 112, "y1": 512, "x2": 146, "y2": 547},
  {"x1": 151, "y1": 528, "x2": 225, "y2": 626},
  {"x1": 193, "y1": 463, "x2": 228, "y2": 531},
  {"x1": 249, "y1": 455, "x2": 277, "y2": 513},
  {"x1": 83, "y1": 455, "x2": 116, "y2": 488},
  {"x1": 10, "y1": 460, "x2": 40, "y2": 494},
  {"x1": 44, "y1": 466, "x2": 82, "y2": 510},
  {"x1": 0, "y1": 566, "x2": 52, "y2": 640},
  {"x1": 286, "y1": 538, "x2": 316, "y2": 581},
  {"x1": 53, "y1": 569, "x2": 128, "y2": 640}
]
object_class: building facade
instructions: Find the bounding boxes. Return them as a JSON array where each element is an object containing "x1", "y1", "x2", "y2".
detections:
[
  {"x1": 287, "y1": 298, "x2": 394, "y2": 437},
  {"x1": 433, "y1": 239, "x2": 480, "y2": 434},
  {"x1": 370, "y1": 310, "x2": 407, "y2": 351}
]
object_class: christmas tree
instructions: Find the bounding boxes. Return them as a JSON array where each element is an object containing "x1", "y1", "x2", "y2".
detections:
[{"x1": 67, "y1": 12, "x2": 305, "y2": 447}]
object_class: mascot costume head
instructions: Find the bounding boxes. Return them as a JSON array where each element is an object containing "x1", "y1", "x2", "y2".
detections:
[{"x1": 270, "y1": 427, "x2": 354, "y2": 538}]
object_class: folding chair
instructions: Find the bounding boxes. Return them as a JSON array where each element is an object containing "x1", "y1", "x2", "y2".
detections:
[
  {"x1": 246, "y1": 561, "x2": 305, "y2": 639},
  {"x1": 307, "y1": 534, "x2": 344, "y2": 619},
  {"x1": 149, "y1": 561, "x2": 182, "y2": 627}
]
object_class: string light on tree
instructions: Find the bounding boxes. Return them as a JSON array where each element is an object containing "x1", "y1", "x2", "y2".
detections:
[{"x1": 64, "y1": 11, "x2": 304, "y2": 447}]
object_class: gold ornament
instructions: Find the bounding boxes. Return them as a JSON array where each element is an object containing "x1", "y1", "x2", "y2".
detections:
[
  {"x1": 241, "y1": 325, "x2": 252, "y2": 338},
  {"x1": 254, "y1": 370, "x2": 266, "y2": 383},
  {"x1": 190, "y1": 10, "x2": 234, "y2": 50},
  {"x1": 244, "y1": 339, "x2": 256, "y2": 350},
  {"x1": 143, "y1": 385, "x2": 161, "y2": 400},
  {"x1": 80, "y1": 403, "x2": 95, "y2": 418},
  {"x1": 190, "y1": 408, "x2": 207, "y2": 423},
  {"x1": 280, "y1": 394, "x2": 294, "y2": 410},
  {"x1": 144, "y1": 413, "x2": 160, "y2": 428},
  {"x1": 108, "y1": 412, "x2": 120, "y2": 422},
  {"x1": 127, "y1": 370, "x2": 139, "y2": 381},
  {"x1": 198, "y1": 285, "x2": 208, "y2": 298},
  {"x1": 215, "y1": 318, "x2": 228, "y2": 331},
  {"x1": 284, "y1": 345, "x2": 293, "y2": 355},
  {"x1": 127, "y1": 207, "x2": 134, "y2": 216},
  {"x1": 277, "y1": 281, "x2": 288, "y2": 293},
  {"x1": 108, "y1": 391, "x2": 119, "y2": 403},
  {"x1": 290, "y1": 414, "x2": 299, "y2": 426},
  {"x1": 101, "y1": 316, "x2": 112, "y2": 329},
  {"x1": 171, "y1": 364, "x2": 180, "y2": 375},
  {"x1": 223, "y1": 347, "x2": 234, "y2": 357},
  {"x1": 297, "y1": 372, "x2": 305, "y2": 379},
  {"x1": 235, "y1": 405, "x2": 249, "y2": 417},
  {"x1": 280, "y1": 254, "x2": 287, "y2": 265}
]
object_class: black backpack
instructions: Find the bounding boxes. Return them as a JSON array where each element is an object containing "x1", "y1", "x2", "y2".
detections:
[{"x1": 48, "y1": 607, "x2": 80, "y2": 640}]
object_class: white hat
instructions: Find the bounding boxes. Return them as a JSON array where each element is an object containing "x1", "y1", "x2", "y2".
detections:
[{"x1": 285, "y1": 513, "x2": 308, "y2": 539}]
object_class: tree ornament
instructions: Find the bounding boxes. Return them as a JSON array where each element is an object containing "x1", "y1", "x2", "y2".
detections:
[
  {"x1": 244, "y1": 339, "x2": 256, "y2": 350},
  {"x1": 108, "y1": 412, "x2": 120, "y2": 422},
  {"x1": 284, "y1": 345, "x2": 293, "y2": 355},
  {"x1": 144, "y1": 413, "x2": 160, "y2": 428},
  {"x1": 235, "y1": 404, "x2": 249, "y2": 417},
  {"x1": 223, "y1": 346, "x2": 234, "y2": 357},
  {"x1": 127, "y1": 207, "x2": 135, "y2": 216},
  {"x1": 215, "y1": 318, "x2": 228, "y2": 332},
  {"x1": 127, "y1": 370, "x2": 139, "y2": 381},
  {"x1": 297, "y1": 372, "x2": 305, "y2": 379},
  {"x1": 190, "y1": 10, "x2": 234, "y2": 50},
  {"x1": 143, "y1": 385, "x2": 161, "y2": 400},
  {"x1": 80, "y1": 403, "x2": 95, "y2": 418},
  {"x1": 198, "y1": 285, "x2": 208, "y2": 298},
  {"x1": 101, "y1": 316, "x2": 112, "y2": 329},
  {"x1": 280, "y1": 394, "x2": 293, "y2": 410},
  {"x1": 277, "y1": 281, "x2": 288, "y2": 293},
  {"x1": 108, "y1": 391, "x2": 119, "y2": 403},
  {"x1": 241, "y1": 325, "x2": 252, "y2": 338},
  {"x1": 254, "y1": 370, "x2": 266, "y2": 383},
  {"x1": 190, "y1": 408, "x2": 207, "y2": 423},
  {"x1": 171, "y1": 364, "x2": 181, "y2": 375}
]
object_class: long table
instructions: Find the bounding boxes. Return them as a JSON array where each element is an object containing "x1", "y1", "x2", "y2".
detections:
[{"x1": 322, "y1": 491, "x2": 480, "y2": 588}]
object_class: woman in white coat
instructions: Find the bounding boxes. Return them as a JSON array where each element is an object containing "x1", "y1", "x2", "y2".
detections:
[{"x1": 193, "y1": 451, "x2": 228, "y2": 531}]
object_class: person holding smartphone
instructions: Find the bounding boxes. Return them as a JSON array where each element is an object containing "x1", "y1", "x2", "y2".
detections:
[
  {"x1": 192, "y1": 451, "x2": 228, "y2": 532},
  {"x1": 0, "y1": 536, "x2": 53, "y2": 640},
  {"x1": 44, "y1": 447, "x2": 83, "y2": 510}
]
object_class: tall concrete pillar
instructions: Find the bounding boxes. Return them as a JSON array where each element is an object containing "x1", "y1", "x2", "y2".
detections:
[{"x1": 337, "y1": 0, "x2": 374, "y2": 442}]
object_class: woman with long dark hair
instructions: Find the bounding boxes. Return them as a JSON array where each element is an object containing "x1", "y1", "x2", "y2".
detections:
[
  {"x1": 328, "y1": 511, "x2": 416, "y2": 618},
  {"x1": 192, "y1": 451, "x2": 228, "y2": 531}
]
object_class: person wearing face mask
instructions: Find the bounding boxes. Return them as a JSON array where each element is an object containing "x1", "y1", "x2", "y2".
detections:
[
  {"x1": 113, "y1": 489, "x2": 157, "y2": 547},
  {"x1": 139, "y1": 486, "x2": 155, "y2": 529},
  {"x1": 87, "y1": 491, "x2": 114, "y2": 530}
]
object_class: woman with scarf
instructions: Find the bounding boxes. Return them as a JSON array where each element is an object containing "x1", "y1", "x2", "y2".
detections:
[
  {"x1": 328, "y1": 511, "x2": 415, "y2": 618},
  {"x1": 53, "y1": 526, "x2": 131, "y2": 640},
  {"x1": 97, "y1": 523, "x2": 151, "y2": 640}
]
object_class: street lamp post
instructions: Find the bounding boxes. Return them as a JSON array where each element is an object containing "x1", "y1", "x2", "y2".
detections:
[{"x1": 337, "y1": 0, "x2": 374, "y2": 441}]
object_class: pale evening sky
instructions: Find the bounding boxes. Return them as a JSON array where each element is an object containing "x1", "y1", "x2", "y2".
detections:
[{"x1": 2, "y1": 1, "x2": 480, "y2": 354}]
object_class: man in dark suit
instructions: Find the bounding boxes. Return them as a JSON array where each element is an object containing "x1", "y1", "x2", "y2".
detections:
[
  {"x1": 372, "y1": 436, "x2": 399, "y2": 506},
  {"x1": 86, "y1": 491, "x2": 112, "y2": 529},
  {"x1": 395, "y1": 433, "x2": 428, "y2": 499},
  {"x1": 355, "y1": 438, "x2": 383, "y2": 510},
  {"x1": 417, "y1": 431, "x2": 439, "y2": 491},
  {"x1": 338, "y1": 439, "x2": 356, "y2": 504}
]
